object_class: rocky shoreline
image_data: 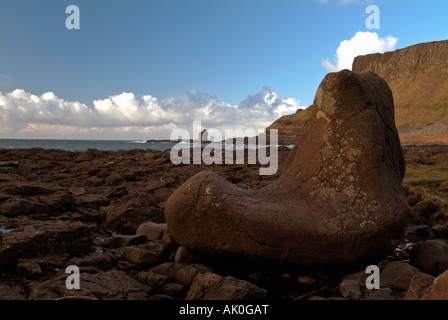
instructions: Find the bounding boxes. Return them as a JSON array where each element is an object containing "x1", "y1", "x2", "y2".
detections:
[{"x1": 1, "y1": 145, "x2": 448, "y2": 300}]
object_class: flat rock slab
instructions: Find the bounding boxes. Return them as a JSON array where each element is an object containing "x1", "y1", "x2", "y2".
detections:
[
  {"x1": 27, "y1": 270, "x2": 151, "y2": 300},
  {"x1": 0, "y1": 220, "x2": 92, "y2": 272}
]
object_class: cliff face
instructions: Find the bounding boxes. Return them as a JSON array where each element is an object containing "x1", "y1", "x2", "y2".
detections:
[
  {"x1": 265, "y1": 106, "x2": 313, "y2": 145},
  {"x1": 267, "y1": 39, "x2": 448, "y2": 145},
  {"x1": 353, "y1": 40, "x2": 448, "y2": 80},
  {"x1": 352, "y1": 40, "x2": 448, "y2": 143}
]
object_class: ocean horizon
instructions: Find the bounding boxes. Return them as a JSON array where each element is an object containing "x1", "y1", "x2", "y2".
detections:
[
  {"x1": 0, "y1": 139, "x2": 293, "y2": 152},
  {"x1": 0, "y1": 138, "x2": 176, "y2": 152}
]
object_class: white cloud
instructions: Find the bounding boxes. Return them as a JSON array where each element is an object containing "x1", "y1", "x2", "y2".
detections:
[
  {"x1": 321, "y1": 31, "x2": 398, "y2": 72},
  {"x1": 0, "y1": 86, "x2": 305, "y2": 140}
]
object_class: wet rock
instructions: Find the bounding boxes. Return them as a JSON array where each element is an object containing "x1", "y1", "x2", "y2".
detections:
[
  {"x1": 410, "y1": 239, "x2": 448, "y2": 276},
  {"x1": 186, "y1": 272, "x2": 267, "y2": 300}
]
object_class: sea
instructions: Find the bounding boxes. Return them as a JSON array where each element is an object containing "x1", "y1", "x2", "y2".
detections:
[
  {"x1": 0, "y1": 139, "x2": 177, "y2": 152},
  {"x1": 0, "y1": 139, "x2": 293, "y2": 152}
]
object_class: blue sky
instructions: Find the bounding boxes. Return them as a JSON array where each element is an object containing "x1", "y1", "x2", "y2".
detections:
[{"x1": 0, "y1": 0, "x2": 447, "y2": 139}]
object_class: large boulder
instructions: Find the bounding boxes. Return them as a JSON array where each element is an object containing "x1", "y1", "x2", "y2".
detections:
[{"x1": 165, "y1": 70, "x2": 410, "y2": 268}]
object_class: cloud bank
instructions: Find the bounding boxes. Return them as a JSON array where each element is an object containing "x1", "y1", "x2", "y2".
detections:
[
  {"x1": 0, "y1": 87, "x2": 304, "y2": 140},
  {"x1": 321, "y1": 31, "x2": 398, "y2": 72}
]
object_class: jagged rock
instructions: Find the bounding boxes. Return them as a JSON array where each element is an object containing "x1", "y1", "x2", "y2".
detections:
[
  {"x1": 165, "y1": 70, "x2": 410, "y2": 267},
  {"x1": 404, "y1": 272, "x2": 435, "y2": 300}
]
